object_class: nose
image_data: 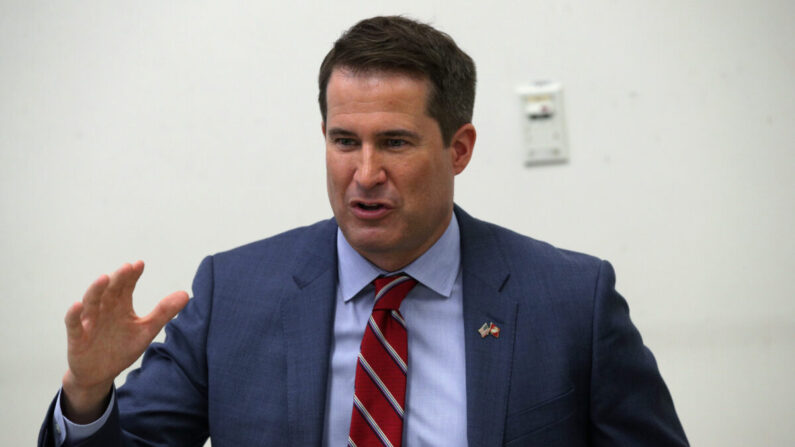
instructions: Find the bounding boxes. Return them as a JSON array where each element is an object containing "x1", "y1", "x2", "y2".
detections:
[{"x1": 354, "y1": 145, "x2": 387, "y2": 189}]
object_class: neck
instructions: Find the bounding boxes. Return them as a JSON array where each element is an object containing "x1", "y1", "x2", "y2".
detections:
[{"x1": 358, "y1": 211, "x2": 454, "y2": 272}]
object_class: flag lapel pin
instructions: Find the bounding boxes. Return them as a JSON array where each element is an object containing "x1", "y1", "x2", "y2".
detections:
[{"x1": 478, "y1": 321, "x2": 501, "y2": 338}]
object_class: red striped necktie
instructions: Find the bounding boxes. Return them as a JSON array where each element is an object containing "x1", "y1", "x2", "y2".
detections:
[{"x1": 348, "y1": 274, "x2": 417, "y2": 447}]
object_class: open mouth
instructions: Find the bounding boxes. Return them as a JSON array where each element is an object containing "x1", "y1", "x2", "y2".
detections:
[
  {"x1": 351, "y1": 201, "x2": 391, "y2": 217},
  {"x1": 356, "y1": 202, "x2": 384, "y2": 211}
]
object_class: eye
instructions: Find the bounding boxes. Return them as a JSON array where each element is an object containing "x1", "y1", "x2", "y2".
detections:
[
  {"x1": 334, "y1": 138, "x2": 359, "y2": 149},
  {"x1": 384, "y1": 138, "x2": 408, "y2": 148}
]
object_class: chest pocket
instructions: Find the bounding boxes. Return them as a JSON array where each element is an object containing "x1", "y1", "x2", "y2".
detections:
[{"x1": 503, "y1": 387, "x2": 575, "y2": 444}]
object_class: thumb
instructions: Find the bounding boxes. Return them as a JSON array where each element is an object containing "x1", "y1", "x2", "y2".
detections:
[{"x1": 143, "y1": 291, "x2": 190, "y2": 335}]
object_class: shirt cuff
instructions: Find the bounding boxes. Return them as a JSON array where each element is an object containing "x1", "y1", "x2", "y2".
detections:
[{"x1": 53, "y1": 386, "x2": 116, "y2": 445}]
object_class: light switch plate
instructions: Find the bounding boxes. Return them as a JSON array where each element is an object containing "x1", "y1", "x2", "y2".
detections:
[{"x1": 517, "y1": 81, "x2": 568, "y2": 166}]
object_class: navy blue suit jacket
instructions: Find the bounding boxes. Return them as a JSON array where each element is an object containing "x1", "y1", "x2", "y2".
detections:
[{"x1": 40, "y1": 207, "x2": 688, "y2": 446}]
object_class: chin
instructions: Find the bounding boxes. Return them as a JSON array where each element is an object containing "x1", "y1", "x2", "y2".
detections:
[
  {"x1": 344, "y1": 228, "x2": 398, "y2": 253},
  {"x1": 347, "y1": 232, "x2": 392, "y2": 251}
]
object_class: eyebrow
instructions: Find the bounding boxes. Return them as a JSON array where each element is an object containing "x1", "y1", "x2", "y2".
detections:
[
  {"x1": 378, "y1": 129, "x2": 421, "y2": 141},
  {"x1": 326, "y1": 127, "x2": 421, "y2": 141},
  {"x1": 326, "y1": 127, "x2": 357, "y2": 138}
]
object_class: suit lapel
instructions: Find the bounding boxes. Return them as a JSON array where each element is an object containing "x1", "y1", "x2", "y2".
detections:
[
  {"x1": 280, "y1": 219, "x2": 338, "y2": 446},
  {"x1": 456, "y1": 207, "x2": 518, "y2": 446}
]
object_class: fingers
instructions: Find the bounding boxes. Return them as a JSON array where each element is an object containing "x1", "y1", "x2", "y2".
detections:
[
  {"x1": 81, "y1": 274, "x2": 110, "y2": 322},
  {"x1": 80, "y1": 261, "x2": 142, "y2": 325},
  {"x1": 106, "y1": 262, "x2": 132, "y2": 294},
  {"x1": 65, "y1": 301, "x2": 85, "y2": 340},
  {"x1": 74, "y1": 262, "x2": 184, "y2": 342},
  {"x1": 118, "y1": 260, "x2": 145, "y2": 307},
  {"x1": 103, "y1": 261, "x2": 144, "y2": 310},
  {"x1": 143, "y1": 291, "x2": 190, "y2": 336}
]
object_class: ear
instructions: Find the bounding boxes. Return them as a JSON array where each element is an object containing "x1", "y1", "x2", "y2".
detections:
[
  {"x1": 321, "y1": 121, "x2": 327, "y2": 137},
  {"x1": 448, "y1": 123, "x2": 476, "y2": 175}
]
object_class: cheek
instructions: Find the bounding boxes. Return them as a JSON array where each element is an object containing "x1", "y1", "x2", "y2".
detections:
[
  {"x1": 325, "y1": 155, "x2": 352, "y2": 198},
  {"x1": 410, "y1": 155, "x2": 453, "y2": 194},
  {"x1": 325, "y1": 155, "x2": 340, "y2": 197}
]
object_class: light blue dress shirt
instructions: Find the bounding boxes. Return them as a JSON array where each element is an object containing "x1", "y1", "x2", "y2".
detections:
[
  {"x1": 55, "y1": 216, "x2": 468, "y2": 446},
  {"x1": 323, "y1": 216, "x2": 468, "y2": 446}
]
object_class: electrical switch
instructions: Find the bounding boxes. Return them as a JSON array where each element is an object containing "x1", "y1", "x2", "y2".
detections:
[{"x1": 517, "y1": 81, "x2": 568, "y2": 166}]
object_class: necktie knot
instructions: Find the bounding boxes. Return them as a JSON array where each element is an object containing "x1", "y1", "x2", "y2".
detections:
[{"x1": 373, "y1": 274, "x2": 417, "y2": 311}]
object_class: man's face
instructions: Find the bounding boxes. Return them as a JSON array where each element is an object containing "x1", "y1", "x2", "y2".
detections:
[{"x1": 323, "y1": 69, "x2": 472, "y2": 271}]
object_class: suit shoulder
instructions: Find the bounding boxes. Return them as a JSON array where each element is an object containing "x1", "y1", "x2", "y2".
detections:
[
  {"x1": 464, "y1": 216, "x2": 612, "y2": 311},
  {"x1": 481, "y1": 219, "x2": 604, "y2": 273},
  {"x1": 211, "y1": 218, "x2": 337, "y2": 265}
]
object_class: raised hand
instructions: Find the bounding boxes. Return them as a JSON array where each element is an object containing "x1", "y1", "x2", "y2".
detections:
[{"x1": 60, "y1": 261, "x2": 189, "y2": 423}]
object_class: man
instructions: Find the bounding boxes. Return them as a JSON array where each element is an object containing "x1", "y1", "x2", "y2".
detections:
[{"x1": 39, "y1": 16, "x2": 688, "y2": 446}]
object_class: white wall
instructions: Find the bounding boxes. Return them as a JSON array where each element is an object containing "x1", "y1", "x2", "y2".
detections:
[{"x1": 1, "y1": 1, "x2": 793, "y2": 445}]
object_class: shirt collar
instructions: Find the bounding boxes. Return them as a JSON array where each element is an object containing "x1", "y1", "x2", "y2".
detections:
[{"x1": 336, "y1": 215, "x2": 461, "y2": 302}]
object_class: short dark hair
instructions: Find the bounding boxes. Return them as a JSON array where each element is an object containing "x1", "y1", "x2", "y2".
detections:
[{"x1": 318, "y1": 16, "x2": 476, "y2": 146}]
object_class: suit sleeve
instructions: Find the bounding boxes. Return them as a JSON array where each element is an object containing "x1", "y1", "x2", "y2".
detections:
[
  {"x1": 589, "y1": 261, "x2": 689, "y2": 446},
  {"x1": 39, "y1": 256, "x2": 216, "y2": 447}
]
